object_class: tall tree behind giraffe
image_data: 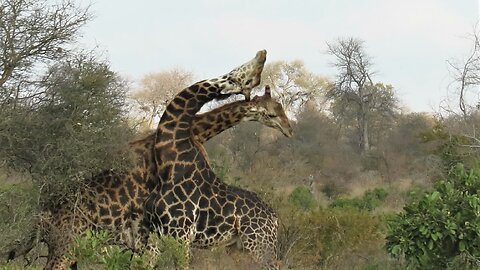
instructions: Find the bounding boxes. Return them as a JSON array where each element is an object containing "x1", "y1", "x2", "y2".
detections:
[
  {"x1": 259, "y1": 60, "x2": 328, "y2": 118},
  {"x1": 327, "y1": 38, "x2": 398, "y2": 155}
]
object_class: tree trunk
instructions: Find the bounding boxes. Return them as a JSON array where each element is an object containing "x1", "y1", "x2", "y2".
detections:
[{"x1": 361, "y1": 112, "x2": 369, "y2": 155}]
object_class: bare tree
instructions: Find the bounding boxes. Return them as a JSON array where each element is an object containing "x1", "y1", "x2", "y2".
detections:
[
  {"x1": 447, "y1": 29, "x2": 480, "y2": 118},
  {"x1": 0, "y1": 0, "x2": 90, "y2": 107},
  {"x1": 131, "y1": 68, "x2": 194, "y2": 129},
  {"x1": 259, "y1": 60, "x2": 327, "y2": 118},
  {"x1": 327, "y1": 38, "x2": 397, "y2": 154},
  {"x1": 440, "y1": 29, "x2": 480, "y2": 150}
]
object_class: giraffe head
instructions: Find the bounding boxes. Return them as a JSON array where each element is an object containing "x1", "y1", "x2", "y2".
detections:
[
  {"x1": 221, "y1": 50, "x2": 267, "y2": 100},
  {"x1": 247, "y1": 85, "x2": 293, "y2": 137}
]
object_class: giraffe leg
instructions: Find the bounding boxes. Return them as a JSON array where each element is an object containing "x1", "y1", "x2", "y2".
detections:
[
  {"x1": 42, "y1": 214, "x2": 89, "y2": 270},
  {"x1": 44, "y1": 231, "x2": 76, "y2": 270},
  {"x1": 239, "y1": 221, "x2": 279, "y2": 270},
  {"x1": 44, "y1": 252, "x2": 76, "y2": 270},
  {"x1": 43, "y1": 224, "x2": 75, "y2": 270}
]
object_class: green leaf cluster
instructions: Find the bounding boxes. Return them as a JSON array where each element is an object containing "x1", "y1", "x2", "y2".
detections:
[
  {"x1": 288, "y1": 186, "x2": 317, "y2": 211},
  {"x1": 330, "y1": 188, "x2": 388, "y2": 212},
  {"x1": 0, "y1": 55, "x2": 135, "y2": 207},
  {"x1": 386, "y1": 164, "x2": 480, "y2": 269},
  {"x1": 69, "y1": 230, "x2": 188, "y2": 270}
]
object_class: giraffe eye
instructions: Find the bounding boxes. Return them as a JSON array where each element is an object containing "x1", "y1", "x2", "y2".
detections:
[
  {"x1": 267, "y1": 114, "x2": 276, "y2": 117},
  {"x1": 245, "y1": 79, "x2": 252, "y2": 85}
]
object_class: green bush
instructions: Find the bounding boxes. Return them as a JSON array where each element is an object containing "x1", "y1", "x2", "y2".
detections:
[
  {"x1": 0, "y1": 264, "x2": 42, "y2": 270},
  {"x1": 0, "y1": 55, "x2": 135, "y2": 208},
  {"x1": 69, "y1": 230, "x2": 188, "y2": 270},
  {"x1": 288, "y1": 186, "x2": 317, "y2": 210},
  {"x1": 69, "y1": 230, "x2": 129, "y2": 270},
  {"x1": 0, "y1": 181, "x2": 39, "y2": 255},
  {"x1": 330, "y1": 188, "x2": 388, "y2": 211},
  {"x1": 386, "y1": 164, "x2": 480, "y2": 269},
  {"x1": 149, "y1": 233, "x2": 188, "y2": 269}
]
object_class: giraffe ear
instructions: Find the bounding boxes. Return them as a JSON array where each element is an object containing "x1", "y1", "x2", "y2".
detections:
[{"x1": 264, "y1": 85, "x2": 271, "y2": 97}]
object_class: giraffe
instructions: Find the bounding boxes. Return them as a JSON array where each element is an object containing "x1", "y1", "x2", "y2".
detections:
[
  {"x1": 6, "y1": 86, "x2": 291, "y2": 270},
  {"x1": 144, "y1": 50, "x2": 281, "y2": 269}
]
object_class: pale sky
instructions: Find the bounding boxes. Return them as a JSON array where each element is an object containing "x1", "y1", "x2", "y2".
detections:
[{"x1": 80, "y1": 0, "x2": 478, "y2": 112}]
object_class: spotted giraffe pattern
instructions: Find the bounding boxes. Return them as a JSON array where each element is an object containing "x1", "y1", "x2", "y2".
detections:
[
  {"x1": 8, "y1": 86, "x2": 290, "y2": 270},
  {"x1": 145, "y1": 50, "x2": 281, "y2": 269}
]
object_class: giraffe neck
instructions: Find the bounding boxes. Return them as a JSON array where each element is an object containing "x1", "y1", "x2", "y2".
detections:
[
  {"x1": 192, "y1": 100, "x2": 255, "y2": 144},
  {"x1": 128, "y1": 99, "x2": 255, "y2": 190},
  {"x1": 130, "y1": 99, "x2": 255, "y2": 166},
  {"x1": 153, "y1": 77, "x2": 232, "y2": 183}
]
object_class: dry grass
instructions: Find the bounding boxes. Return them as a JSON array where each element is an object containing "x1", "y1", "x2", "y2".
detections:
[{"x1": 190, "y1": 248, "x2": 262, "y2": 270}]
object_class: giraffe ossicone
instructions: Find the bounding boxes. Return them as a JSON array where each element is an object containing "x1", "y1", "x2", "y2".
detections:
[{"x1": 220, "y1": 49, "x2": 267, "y2": 100}]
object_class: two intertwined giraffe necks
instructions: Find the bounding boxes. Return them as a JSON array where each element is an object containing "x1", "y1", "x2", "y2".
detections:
[
  {"x1": 151, "y1": 50, "x2": 267, "y2": 184},
  {"x1": 129, "y1": 99, "x2": 256, "y2": 169},
  {"x1": 144, "y1": 51, "x2": 280, "y2": 269},
  {"x1": 152, "y1": 82, "x2": 230, "y2": 184}
]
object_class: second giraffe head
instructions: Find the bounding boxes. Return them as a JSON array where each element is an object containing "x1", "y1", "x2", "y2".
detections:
[{"x1": 221, "y1": 50, "x2": 267, "y2": 101}]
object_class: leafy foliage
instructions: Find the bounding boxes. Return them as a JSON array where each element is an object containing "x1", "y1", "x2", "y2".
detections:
[
  {"x1": 288, "y1": 186, "x2": 317, "y2": 210},
  {"x1": 259, "y1": 60, "x2": 327, "y2": 116},
  {"x1": 386, "y1": 164, "x2": 480, "y2": 269},
  {"x1": 330, "y1": 188, "x2": 388, "y2": 212},
  {"x1": 0, "y1": 55, "x2": 135, "y2": 207},
  {"x1": 70, "y1": 230, "x2": 188, "y2": 270},
  {"x1": 150, "y1": 234, "x2": 188, "y2": 269},
  {"x1": 131, "y1": 68, "x2": 194, "y2": 130},
  {"x1": 0, "y1": 181, "x2": 39, "y2": 257},
  {"x1": 419, "y1": 122, "x2": 474, "y2": 173},
  {"x1": 327, "y1": 38, "x2": 399, "y2": 154},
  {"x1": 0, "y1": 263, "x2": 42, "y2": 270}
]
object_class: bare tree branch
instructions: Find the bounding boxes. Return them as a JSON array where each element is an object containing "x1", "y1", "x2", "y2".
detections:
[
  {"x1": 0, "y1": 0, "x2": 91, "y2": 105},
  {"x1": 259, "y1": 60, "x2": 328, "y2": 118}
]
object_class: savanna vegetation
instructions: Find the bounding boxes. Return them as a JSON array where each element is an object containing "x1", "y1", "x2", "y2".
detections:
[{"x1": 2, "y1": 0, "x2": 480, "y2": 269}]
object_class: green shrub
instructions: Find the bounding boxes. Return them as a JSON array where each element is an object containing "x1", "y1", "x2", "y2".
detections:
[
  {"x1": 0, "y1": 264, "x2": 42, "y2": 270},
  {"x1": 330, "y1": 188, "x2": 388, "y2": 211},
  {"x1": 69, "y1": 230, "x2": 124, "y2": 270},
  {"x1": 148, "y1": 233, "x2": 188, "y2": 269},
  {"x1": 0, "y1": 56, "x2": 135, "y2": 208},
  {"x1": 288, "y1": 186, "x2": 317, "y2": 210},
  {"x1": 386, "y1": 164, "x2": 480, "y2": 269},
  {"x1": 69, "y1": 230, "x2": 188, "y2": 270},
  {"x1": 0, "y1": 181, "x2": 40, "y2": 255}
]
